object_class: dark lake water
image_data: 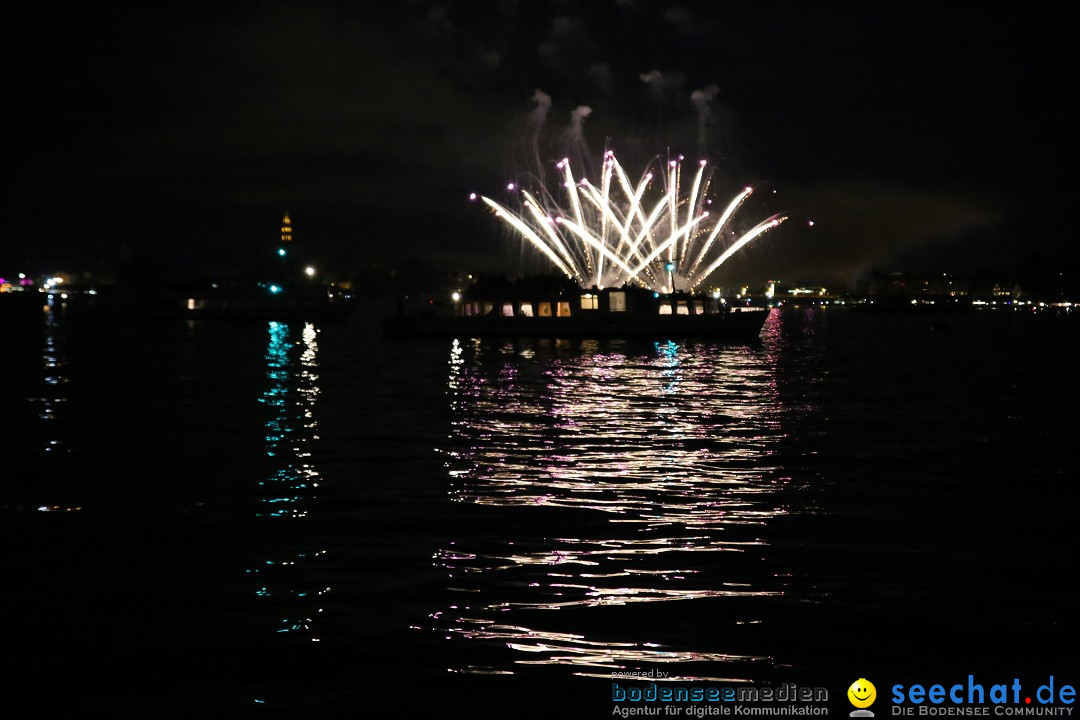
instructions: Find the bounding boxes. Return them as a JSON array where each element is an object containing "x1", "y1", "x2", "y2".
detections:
[{"x1": 2, "y1": 298, "x2": 1077, "y2": 716}]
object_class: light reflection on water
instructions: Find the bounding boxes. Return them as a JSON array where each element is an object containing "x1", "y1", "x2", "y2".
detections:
[
  {"x1": 29, "y1": 296, "x2": 84, "y2": 512},
  {"x1": 31, "y1": 295, "x2": 67, "y2": 453},
  {"x1": 250, "y1": 321, "x2": 330, "y2": 638},
  {"x1": 435, "y1": 316, "x2": 803, "y2": 679}
]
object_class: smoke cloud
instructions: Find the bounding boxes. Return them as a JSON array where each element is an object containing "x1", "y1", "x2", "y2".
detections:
[
  {"x1": 562, "y1": 105, "x2": 594, "y2": 175},
  {"x1": 690, "y1": 84, "x2": 720, "y2": 155},
  {"x1": 524, "y1": 89, "x2": 552, "y2": 177}
]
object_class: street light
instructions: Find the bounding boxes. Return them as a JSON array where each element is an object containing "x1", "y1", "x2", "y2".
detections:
[
  {"x1": 664, "y1": 262, "x2": 675, "y2": 294},
  {"x1": 305, "y1": 266, "x2": 316, "y2": 278}
]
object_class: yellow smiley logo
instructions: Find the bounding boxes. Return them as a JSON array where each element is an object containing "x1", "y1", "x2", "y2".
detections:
[{"x1": 848, "y1": 678, "x2": 877, "y2": 708}]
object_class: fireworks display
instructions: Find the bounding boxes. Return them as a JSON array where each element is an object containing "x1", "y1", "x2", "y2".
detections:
[{"x1": 479, "y1": 151, "x2": 787, "y2": 293}]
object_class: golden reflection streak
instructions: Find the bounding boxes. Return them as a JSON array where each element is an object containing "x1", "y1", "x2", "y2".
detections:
[
  {"x1": 434, "y1": 621, "x2": 768, "y2": 673},
  {"x1": 436, "y1": 339, "x2": 788, "y2": 673}
]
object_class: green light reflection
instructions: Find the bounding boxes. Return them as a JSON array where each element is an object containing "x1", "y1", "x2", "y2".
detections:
[{"x1": 250, "y1": 321, "x2": 328, "y2": 638}]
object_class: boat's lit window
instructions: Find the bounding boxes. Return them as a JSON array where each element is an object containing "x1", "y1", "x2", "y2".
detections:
[
  {"x1": 609, "y1": 291, "x2": 626, "y2": 312},
  {"x1": 557, "y1": 301, "x2": 571, "y2": 317},
  {"x1": 676, "y1": 301, "x2": 690, "y2": 315},
  {"x1": 580, "y1": 294, "x2": 598, "y2": 310},
  {"x1": 658, "y1": 302, "x2": 672, "y2": 315},
  {"x1": 693, "y1": 301, "x2": 704, "y2": 315},
  {"x1": 537, "y1": 302, "x2": 552, "y2": 317},
  {"x1": 502, "y1": 303, "x2": 514, "y2": 317},
  {"x1": 518, "y1": 302, "x2": 534, "y2": 317}
]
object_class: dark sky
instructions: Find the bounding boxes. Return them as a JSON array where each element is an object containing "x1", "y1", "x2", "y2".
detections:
[{"x1": 7, "y1": 1, "x2": 1078, "y2": 287}]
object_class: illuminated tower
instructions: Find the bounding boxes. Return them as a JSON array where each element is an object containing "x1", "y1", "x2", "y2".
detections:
[
  {"x1": 267, "y1": 212, "x2": 294, "y2": 293},
  {"x1": 278, "y1": 212, "x2": 293, "y2": 260},
  {"x1": 281, "y1": 212, "x2": 293, "y2": 244}
]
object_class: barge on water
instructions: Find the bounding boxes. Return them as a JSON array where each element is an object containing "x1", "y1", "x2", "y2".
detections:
[{"x1": 384, "y1": 285, "x2": 769, "y2": 340}]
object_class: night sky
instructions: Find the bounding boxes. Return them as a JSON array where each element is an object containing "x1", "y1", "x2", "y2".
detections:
[{"x1": 7, "y1": 1, "x2": 1078, "y2": 287}]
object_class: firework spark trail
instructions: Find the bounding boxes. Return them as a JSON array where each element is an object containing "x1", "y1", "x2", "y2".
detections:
[
  {"x1": 479, "y1": 152, "x2": 786, "y2": 293},
  {"x1": 480, "y1": 197, "x2": 578, "y2": 281},
  {"x1": 687, "y1": 215, "x2": 788, "y2": 288},
  {"x1": 685, "y1": 187, "x2": 754, "y2": 281},
  {"x1": 597, "y1": 150, "x2": 613, "y2": 288},
  {"x1": 522, "y1": 191, "x2": 584, "y2": 285},
  {"x1": 682, "y1": 160, "x2": 707, "y2": 263}
]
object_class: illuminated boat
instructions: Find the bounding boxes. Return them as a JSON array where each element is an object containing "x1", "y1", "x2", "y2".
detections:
[{"x1": 383, "y1": 286, "x2": 769, "y2": 340}]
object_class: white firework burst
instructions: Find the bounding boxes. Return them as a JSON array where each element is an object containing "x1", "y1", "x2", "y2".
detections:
[{"x1": 479, "y1": 150, "x2": 786, "y2": 293}]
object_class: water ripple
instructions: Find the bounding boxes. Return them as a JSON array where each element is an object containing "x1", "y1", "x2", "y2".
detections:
[{"x1": 433, "y1": 332, "x2": 795, "y2": 675}]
